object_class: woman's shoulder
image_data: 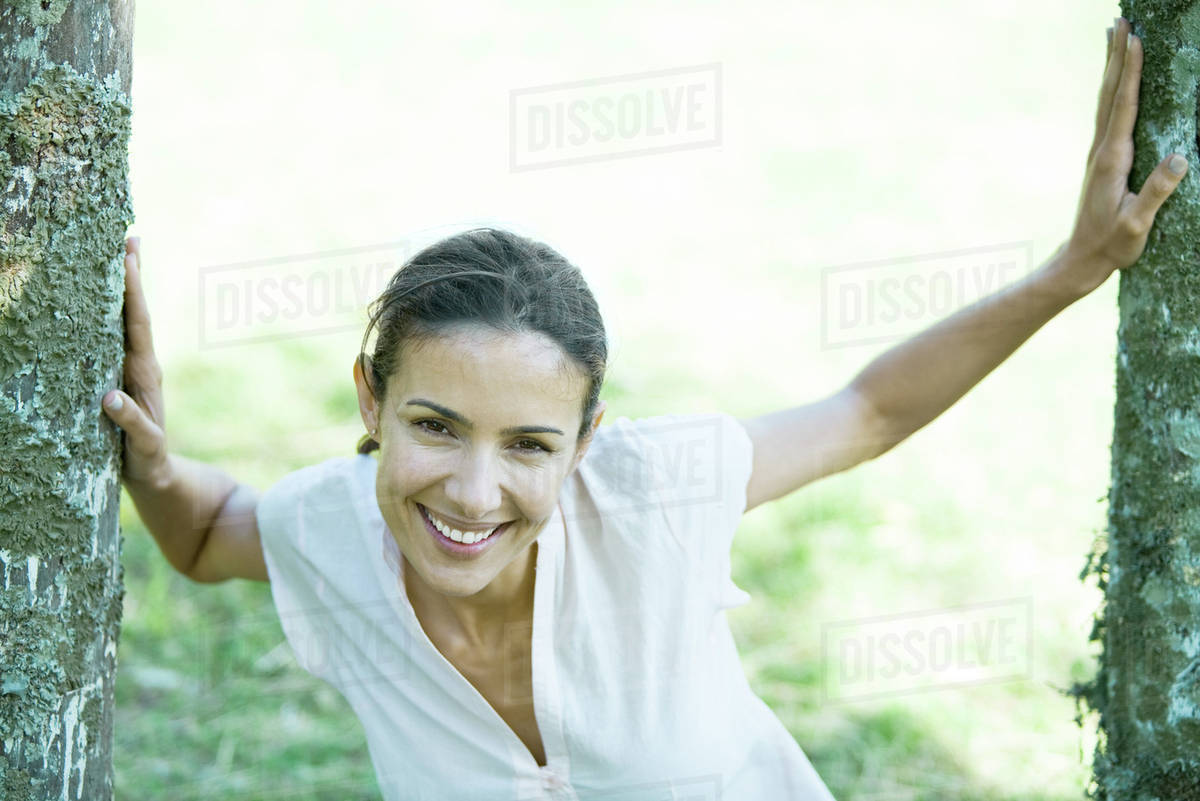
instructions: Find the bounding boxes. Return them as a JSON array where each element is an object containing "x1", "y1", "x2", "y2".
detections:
[
  {"x1": 266, "y1": 452, "x2": 371, "y2": 489},
  {"x1": 575, "y1": 411, "x2": 751, "y2": 506},
  {"x1": 257, "y1": 454, "x2": 382, "y2": 585},
  {"x1": 586, "y1": 411, "x2": 748, "y2": 468},
  {"x1": 259, "y1": 453, "x2": 377, "y2": 522}
]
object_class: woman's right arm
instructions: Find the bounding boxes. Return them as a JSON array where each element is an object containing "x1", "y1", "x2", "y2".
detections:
[{"x1": 102, "y1": 236, "x2": 268, "y2": 583}]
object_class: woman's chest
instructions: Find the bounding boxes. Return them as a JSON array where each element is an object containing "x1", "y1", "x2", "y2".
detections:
[
  {"x1": 396, "y1": 575, "x2": 740, "y2": 786},
  {"x1": 452, "y1": 646, "x2": 546, "y2": 767},
  {"x1": 425, "y1": 619, "x2": 547, "y2": 768}
]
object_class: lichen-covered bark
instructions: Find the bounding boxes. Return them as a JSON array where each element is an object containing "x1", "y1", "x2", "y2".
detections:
[
  {"x1": 1071, "y1": 2, "x2": 1200, "y2": 798},
  {"x1": 0, "y1": 2, "x2": 133, "y2": 800}
]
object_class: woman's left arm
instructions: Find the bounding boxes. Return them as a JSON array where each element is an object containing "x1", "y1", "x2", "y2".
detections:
[{"x1": 743, "y1": 19, "x2": 1186, "y2": 512}]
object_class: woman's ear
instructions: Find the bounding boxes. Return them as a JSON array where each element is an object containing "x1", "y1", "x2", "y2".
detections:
[
  {"x1": 568, "y1": 401, "x2": 607, "y2": 475},
  {"x1": 353, "y1": 355, "x2": 379, "y2": 435}
]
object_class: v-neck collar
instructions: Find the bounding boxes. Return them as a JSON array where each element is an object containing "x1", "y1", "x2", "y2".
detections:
[{"x1": 370, "y1": 498, "x2": 570, "y2": 780}]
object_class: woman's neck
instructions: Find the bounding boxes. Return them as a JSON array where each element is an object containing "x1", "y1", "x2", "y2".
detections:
[{"x1": 404, "y1": 541, "x2": 537, "y2": 653}]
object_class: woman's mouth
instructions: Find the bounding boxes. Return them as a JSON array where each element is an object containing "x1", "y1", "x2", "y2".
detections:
[{"x1": 417, "y1": 503, "x2": 510, "y2": 556}]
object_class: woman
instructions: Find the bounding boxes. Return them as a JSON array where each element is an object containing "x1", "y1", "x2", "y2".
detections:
[{"x1": 103, "y1": 19, "x2": 1182, "y2": 799}]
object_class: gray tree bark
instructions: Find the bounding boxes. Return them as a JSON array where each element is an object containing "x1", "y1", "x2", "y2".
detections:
[
  {"x1": 1072, "y1": 2, "x2": 1200, "y2": 798},
  {"x1": 0, "y1": 1, "x2": 133, "y2": 799}
]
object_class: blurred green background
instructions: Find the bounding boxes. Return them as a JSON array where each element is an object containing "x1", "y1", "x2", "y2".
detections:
[{"x1": 114, "y1": 0, "x2": 1128, "y2": 798}]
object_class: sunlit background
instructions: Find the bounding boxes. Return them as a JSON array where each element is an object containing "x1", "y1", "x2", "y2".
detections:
[{"x1": 116, "y1": 1, "x2": 1126, "y2": 798}]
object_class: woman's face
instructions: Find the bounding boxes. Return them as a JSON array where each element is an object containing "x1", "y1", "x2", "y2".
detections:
[{"x1": 354, "y1": 323, "x2": 604, "y2": 599}]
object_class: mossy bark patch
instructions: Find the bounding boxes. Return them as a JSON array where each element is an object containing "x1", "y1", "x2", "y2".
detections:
[
  {"x1": 1, "y1": 1, "x2": 132, "y2": 799},
  {"x1": 1070, "y1": 2, "x2": 1200, "y2": 798}
]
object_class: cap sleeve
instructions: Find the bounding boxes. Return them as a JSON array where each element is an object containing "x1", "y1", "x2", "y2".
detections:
[
  {"x1": 255, "y1": 466, "x2": 340, "y2": 681},
  {"x1": 711, "y1": 413, "x2": 756, "y2": 610},
  {"x1": 609, "y1": 411, "x2": 756, "y2": 611}
]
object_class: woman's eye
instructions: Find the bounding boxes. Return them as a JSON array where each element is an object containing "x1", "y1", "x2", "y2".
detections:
[
  {"x1": 416, "y1": 419, "x2": 449, "y2": 435},
  {"x1": 415, "y1": 421, "x2": 547, "y2": 453}
]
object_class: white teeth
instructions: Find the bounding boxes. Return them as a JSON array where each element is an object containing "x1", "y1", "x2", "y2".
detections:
[{"x1": 424, "y1": 507, "x2": 499, "y2": 545}]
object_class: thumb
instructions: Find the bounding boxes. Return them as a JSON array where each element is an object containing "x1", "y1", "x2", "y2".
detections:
[
  {"x1": 102, "y1": 389, "x2": 127, "y2": 418},
  {"x1": 102, "y1": 389, "x2": 164, "y2": 450},
  {"x1": 1129, "y1": 153, "x2": 1188, "y2": 232}
]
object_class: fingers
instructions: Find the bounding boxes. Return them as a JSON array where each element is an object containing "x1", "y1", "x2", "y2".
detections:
[
  {"x1": 102, "y1": 389, "x2": 166, "y2": 459},
  {"x1": 1090, "y1": 24, "x2": 1118, "y2": 161},
  {"x1": 1127, "y1": 153, "x2": 1188, "y2": 233},
  {"x1": 123, "y1": 236, "x2": 157, "y2": 359},
  {"x1": 1102, "y1": 23, "x2": 1141, "y2": 158}
]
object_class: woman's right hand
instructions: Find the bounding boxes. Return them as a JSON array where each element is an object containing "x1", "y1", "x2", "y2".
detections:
[{"x1": 103, "y1": 236, "x2": 171, "y2": 488}]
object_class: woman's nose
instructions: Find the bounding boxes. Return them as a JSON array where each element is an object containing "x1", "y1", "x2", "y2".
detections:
[{"x1": 444, "y1": 450, "x2": 503, "y2": 520}]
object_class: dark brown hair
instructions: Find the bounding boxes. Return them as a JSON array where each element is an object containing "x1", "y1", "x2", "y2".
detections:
[{"x1": 356, "y1": 227, "x2": 607, "y2": 455}]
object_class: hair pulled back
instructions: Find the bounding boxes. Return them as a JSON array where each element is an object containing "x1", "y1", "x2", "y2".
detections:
[{"x1": 356, "y1": 227, "x2": 607, "y2": 455}]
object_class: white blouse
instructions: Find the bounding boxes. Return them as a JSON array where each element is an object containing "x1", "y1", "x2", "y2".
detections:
[{"x1": 256, "y1": 412, "x2": 837, "y2": 800}]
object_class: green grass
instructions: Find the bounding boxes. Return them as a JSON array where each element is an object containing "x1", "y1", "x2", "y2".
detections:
[{"x1": 116, "y1": 502, "x2": 380, "y2": 800}]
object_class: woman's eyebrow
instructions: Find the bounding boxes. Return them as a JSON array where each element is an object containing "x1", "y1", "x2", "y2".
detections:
[{"x1": 405, "y1": 398, "x2": 564, "y2": 437}]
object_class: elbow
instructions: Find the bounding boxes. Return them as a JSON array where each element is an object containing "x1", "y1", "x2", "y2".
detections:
[
  {"x1": 866, "y1": 417, "x2": 912, "y2": 460},
  {"x1": 183, "y1": 567, "x2": 222, "y2": 584},
  {"x1": 850, "y1": 384, "x2": 938, "y2": 460},
  {"x1": 184, "y1": 550, "x2": 234, "y2": 585},
  {"x1": 849, "y1": 385, "x2": 905, "y2": 461},
  {"x1": 181, "y1": 530, "x2": 217, "y2": 584}
]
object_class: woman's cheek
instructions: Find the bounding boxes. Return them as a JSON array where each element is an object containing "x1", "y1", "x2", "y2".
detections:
[
  {"x1": 374, "y1": 452, "x2": 408, "y2": 510},
  {"x1": 514, "y1": 462, "x2": 565, "y2": 509},
  {"x1": 378, "y1": 447, "x2": 444, "y2": 504}
]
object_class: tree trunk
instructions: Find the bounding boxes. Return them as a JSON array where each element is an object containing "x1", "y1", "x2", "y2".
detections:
[
  {"x1": 0, "y1": 2, "x2": 133, "y2": 799},
  {"x1": 1073, "y1": 2, "x2": 1200, "y2": 798}
]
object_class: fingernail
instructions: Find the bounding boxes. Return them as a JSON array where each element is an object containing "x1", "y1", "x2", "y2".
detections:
[
  {"x1": 1170, "y1": 154, "x2": 1188, "y2": 175},
  {"x1": 104, "y1": 392, "x2": 123, "y2": 410}
]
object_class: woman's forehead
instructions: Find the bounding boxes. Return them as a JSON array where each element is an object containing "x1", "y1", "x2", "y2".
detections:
[{"x1": 389, "y1": 326, "x2": 586, "y2": 411}]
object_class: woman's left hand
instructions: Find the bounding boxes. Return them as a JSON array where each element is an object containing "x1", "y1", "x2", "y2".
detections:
[{"x1": 1057, "y1": 17, "x2": 1188, "y2": 298}]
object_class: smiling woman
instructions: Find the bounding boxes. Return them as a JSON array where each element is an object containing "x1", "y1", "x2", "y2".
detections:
[{"x1": 240, "y1": 227, "x2": 839, "y2": 798}]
